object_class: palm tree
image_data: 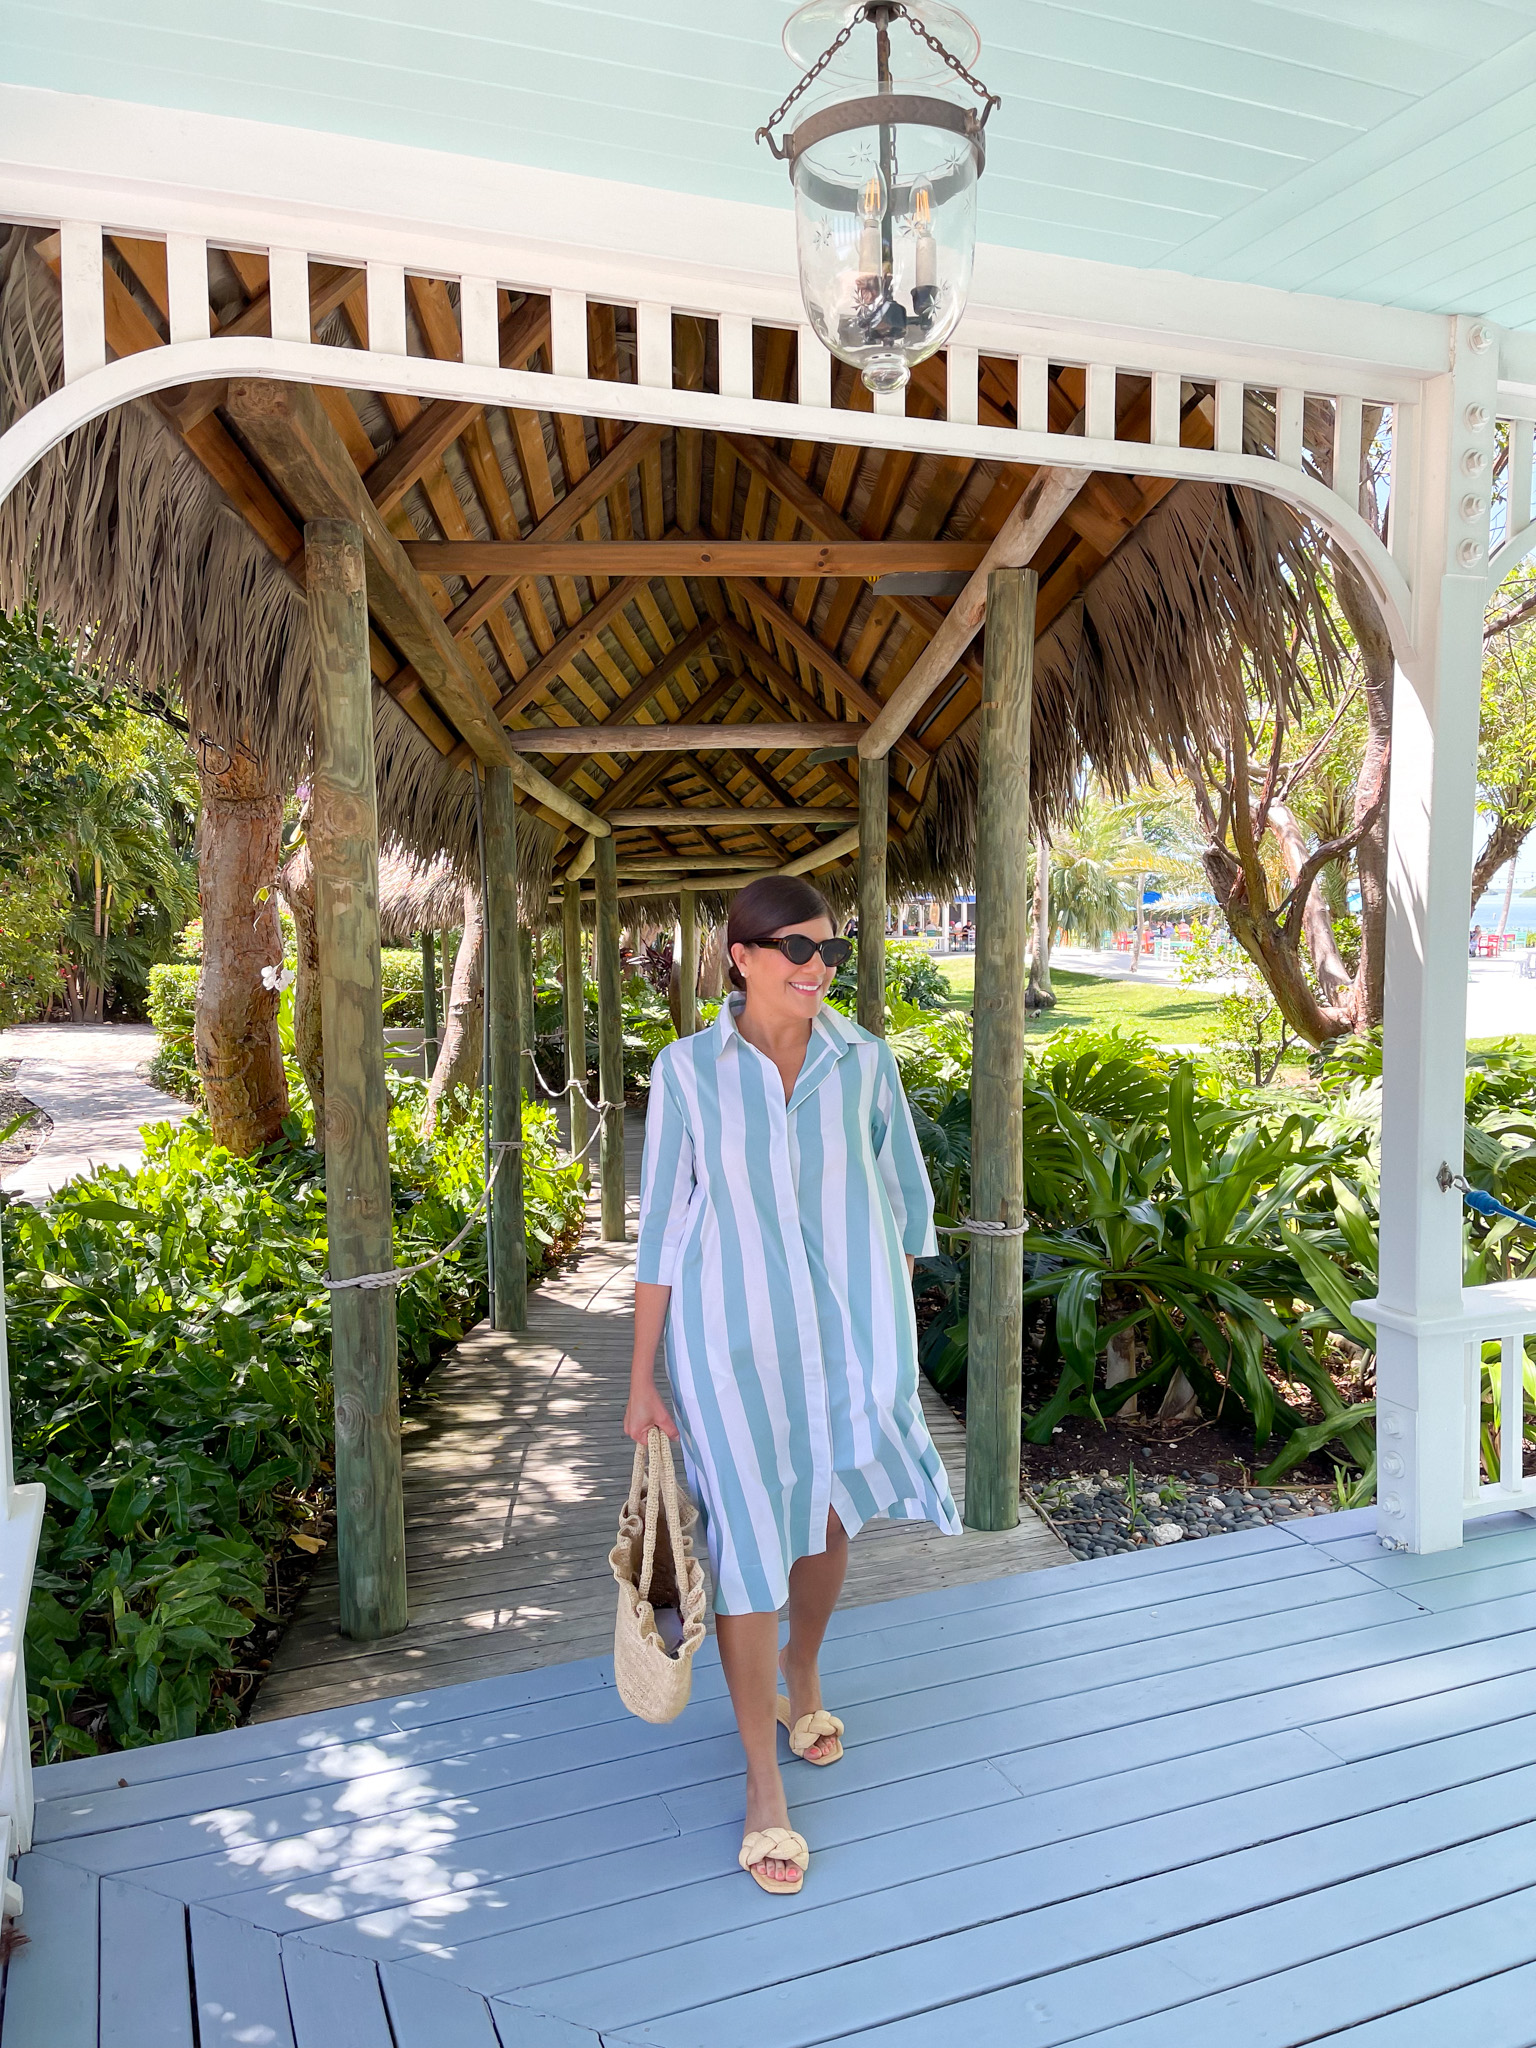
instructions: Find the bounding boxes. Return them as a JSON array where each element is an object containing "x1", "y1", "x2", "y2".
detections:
[{"x1": 1047, "y1": 795, "x2": 1164, "y2": 950}]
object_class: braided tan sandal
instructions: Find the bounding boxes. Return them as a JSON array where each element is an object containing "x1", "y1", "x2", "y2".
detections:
[
  {"x1": 739, "y1": 1825, "x2": 810, "y2": 1895},
  {"x1": 775, "y1": 1696, "x2": 845, "y2": 1766}
]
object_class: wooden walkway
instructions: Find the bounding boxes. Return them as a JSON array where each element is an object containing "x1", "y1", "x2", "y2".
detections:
[
  {"x1": 254, "y1": 1110, "x2": 1064, "y2": 1721},
  {"x1": 17, "y1": 1508, "x2": 1536, "y2": 2043}
]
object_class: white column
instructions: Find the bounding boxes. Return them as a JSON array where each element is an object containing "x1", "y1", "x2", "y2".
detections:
[
  {"x1": 1372, "y1": 316, "x2": 1498, "y2": 1554},
  {"x1": 941, "y1": 899, "x2": 950, "y2": 951}
]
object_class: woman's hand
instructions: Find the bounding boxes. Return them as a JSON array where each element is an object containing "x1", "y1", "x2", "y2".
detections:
[{"x1": 624, "y1": 1380, "x2": 680, "y2": 1444}]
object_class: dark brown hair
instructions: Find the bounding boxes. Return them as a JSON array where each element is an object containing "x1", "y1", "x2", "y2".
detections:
[{"x1": 726, "y1": 876, "x2": 835, "y2": 991}]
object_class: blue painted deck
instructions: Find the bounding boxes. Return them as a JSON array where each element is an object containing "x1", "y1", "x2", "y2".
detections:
[{"x1": 10, "y1": 1505, "x2": 1536, "y2": 2045}]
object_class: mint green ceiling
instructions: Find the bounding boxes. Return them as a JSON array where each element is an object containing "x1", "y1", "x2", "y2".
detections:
[{"x1": 8, "y1": 1, "x2": 1536, "y2": 326}]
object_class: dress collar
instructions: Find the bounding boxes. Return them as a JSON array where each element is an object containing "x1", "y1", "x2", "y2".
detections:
[{"x1": 714, "y1": 992, "x2": 855, "y2": 1067}]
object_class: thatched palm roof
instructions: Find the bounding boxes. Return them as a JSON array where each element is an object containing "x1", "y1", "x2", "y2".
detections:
[{"x1": 0, "y1": 227, "x2": 1339, "y2": 929}]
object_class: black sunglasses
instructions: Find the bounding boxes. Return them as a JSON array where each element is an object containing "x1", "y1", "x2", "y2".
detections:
[{"x1": 748, "y1": 935, "x2": 853, "y2": 969}]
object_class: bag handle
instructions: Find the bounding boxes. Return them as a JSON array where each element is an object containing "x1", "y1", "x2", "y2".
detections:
[{"x1": 635, "y1": 1425, "x2": 687, "y2": 1607}]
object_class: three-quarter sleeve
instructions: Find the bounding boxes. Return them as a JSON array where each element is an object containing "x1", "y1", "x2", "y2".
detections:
[
  {"x1": 870, "y1": 1041, "x2": 938, "y2": 1258},
  {"x1": 636, "y1": 1053, "x2": 697, "y2": 1285}
]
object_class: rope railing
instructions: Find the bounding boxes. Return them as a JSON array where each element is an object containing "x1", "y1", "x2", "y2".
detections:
[
  {"x1": 524, "y1": 1046, "x2": 625, "y2": 1172},
  {"x1": 935, "y1": 1218, "x2": 1031, "y2": 1239},
  {"x1": 323, "y1": 1138, "x2": 521, "y2": 1293}
]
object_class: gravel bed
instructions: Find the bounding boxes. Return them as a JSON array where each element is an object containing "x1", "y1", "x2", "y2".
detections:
[
  {"x1": 1031, "y1": 1468, "x2": 1343, "y2": 1559},
  {"x1": 0, "y1": 1061, "x2": 50, "y2": 1173}
]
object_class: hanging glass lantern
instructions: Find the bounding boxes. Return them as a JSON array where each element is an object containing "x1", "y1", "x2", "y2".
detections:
[{"x1": 757, "y1": 2, "x2": 999, "y2": 395}]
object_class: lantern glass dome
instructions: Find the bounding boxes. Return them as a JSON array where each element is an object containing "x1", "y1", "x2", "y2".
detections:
[{"x1": 762, "y1": 3, "x2": 995, "y2": 396}]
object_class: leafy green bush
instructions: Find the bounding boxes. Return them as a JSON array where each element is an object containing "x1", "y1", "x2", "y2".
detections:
[
  {"x1": 5, "y1": 1087, "x2": 583, "y2": 1760},
  {"x1": 830, "y1": 937, "x2": 951, "y2": 1015},
  {"x1": 380, "y1": 947, "x2": 427, "y2": 1027},
  {"x1": 146, "y1": 961, "x2": 199, "y2": 1101}
]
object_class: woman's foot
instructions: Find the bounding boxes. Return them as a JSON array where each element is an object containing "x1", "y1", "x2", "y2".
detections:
[
  {"x1": 778, "y1": 1648, "x2": 841, "y2": 1761},
  {"x1": 743, "y1": 1765, "x2": 801, "y2": 1887}
]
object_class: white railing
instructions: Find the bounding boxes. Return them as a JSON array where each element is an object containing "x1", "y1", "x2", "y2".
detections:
[
  {"x1": 0, "y1": 1230, "x2": 44, "y2": 1880},
  {"x1": 24, "y1": 221, "x2": 1410, "y2": 568},
  {"x1": 1456, "y1": 1281, "x2": 1536, "y2": 1519}
]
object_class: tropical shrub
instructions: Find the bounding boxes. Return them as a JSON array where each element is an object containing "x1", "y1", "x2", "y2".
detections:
[
  {"x1": 5, "y1": 1088, "x2": 583, "y2": 1760},
  {"x1": 829, "y1": 938, "x2": 951, "y2": 1015}
]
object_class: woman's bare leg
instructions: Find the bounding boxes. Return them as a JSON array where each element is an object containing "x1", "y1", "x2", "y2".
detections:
[
  {"x1": 715, "y1": 1610, "x2": 799, "y2": 1884},
  {"x1": 781, "y1": 1508, "x2": 849, "y2": 1760}
]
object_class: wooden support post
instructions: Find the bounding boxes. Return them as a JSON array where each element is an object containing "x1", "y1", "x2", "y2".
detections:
[
  {"x1": 678, "y1": 888, "x2": 698, "y2": 1037},
  {"x1": 421, "y1": 931, "x2": 439, "y2": 1077},
  {"x1": 305, "y1": 518, "x2": 407, "y2": 1640},
  {"x1": 561, "y1": 878, "x2": 590, "y2": 1183},
  {"x1": 484, "y1": 767, "x2": 528, "y2": 1331},
  {"x1": 966, "y1": 567, "x2": 1036, "y2": 1534},
  {"x1": 858, "y1": 753, "x2": 888, "y2": 1035},
  {"x1": 595, "y1": 833, "x2": 626, "y2": 1241}
]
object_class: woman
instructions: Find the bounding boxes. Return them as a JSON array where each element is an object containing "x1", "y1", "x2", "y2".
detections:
[{"x1": 625, "y1": 875, "x2": 960, "y2": 1896}]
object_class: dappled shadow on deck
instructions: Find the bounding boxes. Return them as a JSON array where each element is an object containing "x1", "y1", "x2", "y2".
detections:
[
  {"x1": 16, "y1": 1509, "x2": 1536, "y2": 2044},
  {"x1": 252, "y1": 1107, "x2": 1063, "y2": 1722}
]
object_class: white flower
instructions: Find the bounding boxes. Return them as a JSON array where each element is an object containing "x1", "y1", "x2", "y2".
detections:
[{"x1": 261, "y1": 964, "x2": 295, "y2": 992}]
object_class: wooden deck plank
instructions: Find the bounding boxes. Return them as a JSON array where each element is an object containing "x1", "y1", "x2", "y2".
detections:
[
  {"x1": 560, "y1": 1801, "x2": 1536, "y2": 2045},
  {"x1": 189, "y1": 1905, "x2": 297, "y2": 2048},
  {"x1": 1303, "y1": 1953, "x2": 1536, "y2": 2046},
  {"x1": 281, "y1": 1943, "x2": 395, "y2": 2048},
  {"x1": 1052, "y1": 1891, "x2": 1536, "y2": 2048},
  {"x1": 216, "y1": 1796, "x2": 681, "y2": 1935},
  {"x1": 41, "y1": 1554, "x2": 1411, "y2": 1872},
  {"x1": 0, "y1": 1853, "x2": 99, "y2": 2048},
  {"x1": 31, "y1": 1655, "x2": 611, "y2": 1803},
  {"x1": 830, "y1": 1885, "x2": 1536, "y2": 2046},
  {"x1": 334, "y1": 1730, "x2": 1336, "y2": 1994},
  {"x1": 379, "y1": 1958, "x2": 523, "y2": 2048},
  {"x1": 504, "y1": 1730, "x2": 1536, "y2": 2033},
  {"x1": 19, "y1": 1514, "x2": 1536, "y2": 2044},
  {"x1": 98, "y1": 1876, "x2": 195, "y2": 2048}
]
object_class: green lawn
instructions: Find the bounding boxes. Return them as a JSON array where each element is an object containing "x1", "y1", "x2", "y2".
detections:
[{"x1": 934, "y1": 957, "x2": 1227, "y2": 1047}]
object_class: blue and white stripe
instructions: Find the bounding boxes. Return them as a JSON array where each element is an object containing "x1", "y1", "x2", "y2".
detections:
[{"x1": 637, "y1": 994, "x2": 961, "y2": 1615}]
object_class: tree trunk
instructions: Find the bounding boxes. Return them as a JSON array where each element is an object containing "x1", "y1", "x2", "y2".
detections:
[
  {"x1": 1500, "y1": 857, "x2": 1518, "y2": 934},
  {"x1": 194, "y1": 744, "x2": 289, "y2": 1154},
  {"x1": 1267, "y1": 800, "x2": 1352, "y2": 1003},
  {"x1": 698, "y1": 922, "x2": 726, "y2": 1001},
  {"x1": 1202, "y1": 841, "x2": 1353, "y2": 1043},
  {"x1": 279, "y1": 833, "x2": 324, "y2": 1138},
  {"x1": 1334, "y1": 556, "x2": 1393, "y2": 1031},
  {"x1": 1026, "y1": 828, "x2": 1056, "y2": 1008},
  {"x1": 1471, "y1": 817, "x2": 1529, "y2": 912},
  {"x1": 422, "y1": 883, "x2": 484, "y2": 1133},
  {"x1": 1130, "y1": 875, "x2": 1146, "y2": 972}
]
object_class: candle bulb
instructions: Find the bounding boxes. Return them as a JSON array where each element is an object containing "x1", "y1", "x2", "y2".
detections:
[
  {"x1": 912, "y1": 183, "x2": 936, "y2": 291},
  {"x1": 857, "y1": 172, "x2": 884, "y2": 276}
]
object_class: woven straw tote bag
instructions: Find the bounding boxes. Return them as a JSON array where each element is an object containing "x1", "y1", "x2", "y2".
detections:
[{"x1": 610, "y1": 1426, "x2": 709, "y2": 1723}]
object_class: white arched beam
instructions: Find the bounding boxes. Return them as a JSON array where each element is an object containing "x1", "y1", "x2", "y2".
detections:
[{"x1": 0, "y1": 329, "x2": 1419, "y2": 678}]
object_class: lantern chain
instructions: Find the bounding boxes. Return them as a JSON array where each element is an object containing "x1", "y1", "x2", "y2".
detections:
[
  {"x1": 902, "y1": 8, "x2": 1002, "y2": 124},
  {"x1": 755, "y1": 13, "x2": 863, "y2": 155},
  {"x1": 756, "y1": 4, "x2": 1001, "y2": 158}
]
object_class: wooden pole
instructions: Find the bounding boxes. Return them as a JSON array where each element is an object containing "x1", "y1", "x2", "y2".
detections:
[
  {"x1": 484, "y1": 767, "x2": 527, "y2": 1331},
  {"x1": 561, "y1": 878, "x2": 590, "y2": 1183},
  {"x1": 421, "y1": 931, "x2": 439, "y2": 1076},
  {"x1": 595, "y1": 833, "x2": 626, "y2": 1240},
  {"x1": 305, "y1": 518, "x2": 407, "y2": 1640},
  {"x1": 966, "y1": 567, "x2": 1036, "y2": 1534},
  {"x1": 678, "y1": 888, "x2": 698, "y2": 1037},
  {"x1": 857, "y1": 753, "x2": 888, "y2": 1035}
]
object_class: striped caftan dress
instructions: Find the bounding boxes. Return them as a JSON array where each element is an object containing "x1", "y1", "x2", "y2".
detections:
[{"x1": 636, "y1": 994, "x2": 961, "y2": 1614}]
